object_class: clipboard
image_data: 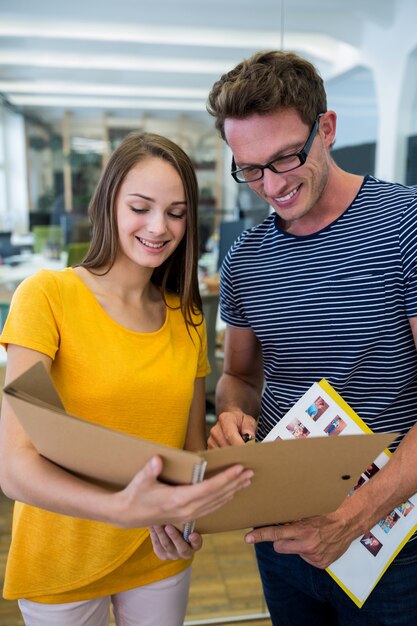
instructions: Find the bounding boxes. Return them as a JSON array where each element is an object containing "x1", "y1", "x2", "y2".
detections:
[{"x1": 4, "y1": 362, "x2": 397, "y2": 535}]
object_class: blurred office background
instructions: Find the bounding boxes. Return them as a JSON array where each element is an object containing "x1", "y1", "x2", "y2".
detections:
[
  {"x1": 0, "y1": 0, "x2": 417, "y2": 624},
  {"x1": 1, "y1": 0, "x2": 417, "y2": 263}
]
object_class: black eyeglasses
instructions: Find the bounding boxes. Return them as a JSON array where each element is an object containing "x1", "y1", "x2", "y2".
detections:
[{"x1": 231, "y1": 114, "x2": 324, "y2": 183}]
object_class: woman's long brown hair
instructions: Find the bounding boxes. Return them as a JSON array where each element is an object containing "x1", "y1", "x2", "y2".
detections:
[{"x1": 81, "y1": 131, "x2": 202, "y2": 329}]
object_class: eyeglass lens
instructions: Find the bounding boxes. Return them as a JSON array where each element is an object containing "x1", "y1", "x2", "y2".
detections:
[{"x1": 232, "y1": 116, "x2": 321, "y2": 183}]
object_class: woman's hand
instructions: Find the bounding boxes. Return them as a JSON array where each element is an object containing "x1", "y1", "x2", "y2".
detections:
[
  {"x1": 110, "y1": 455, "x2": 253, "y2": 529},
  {"x1": 149, "y1": 525, "x2": 202, "y2": 560}
]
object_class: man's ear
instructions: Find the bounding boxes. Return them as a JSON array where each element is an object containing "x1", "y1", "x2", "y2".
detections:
[{"x1": 319, "y1": 111, "x2": 337, "y2": 149}]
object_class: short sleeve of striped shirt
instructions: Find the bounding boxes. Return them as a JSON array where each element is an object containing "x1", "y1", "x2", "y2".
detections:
[
  {"x1": 220, "y1": 219, "x2": 275, "y2": 328},
  {"x1": 400, "y1": 189, "x2": 417, "y2": 317},
  {"x1": 220, "y1": 233, "x2": 251, "y2": 328}
]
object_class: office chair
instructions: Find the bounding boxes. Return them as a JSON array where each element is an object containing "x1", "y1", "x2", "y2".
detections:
[{"x1": 67, "y1": 242, "x2": 90, "y2": 266}]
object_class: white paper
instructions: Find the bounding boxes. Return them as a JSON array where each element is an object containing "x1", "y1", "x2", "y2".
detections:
[{"x1": 263, "y1": 380, "x2": 417, "y2": 607}]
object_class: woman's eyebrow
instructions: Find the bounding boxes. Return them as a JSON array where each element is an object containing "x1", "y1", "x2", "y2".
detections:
[
  {"x1": 127, "y1": 193, "x2": 154, "y2": 200},
  {"x1": 127, "y1": 193, "x2": 186, "y2": 206}
]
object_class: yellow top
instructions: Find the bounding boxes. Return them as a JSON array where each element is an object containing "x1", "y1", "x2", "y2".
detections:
[{"x1": 1, "y1": 268, "x2": 210, "y2": 602}]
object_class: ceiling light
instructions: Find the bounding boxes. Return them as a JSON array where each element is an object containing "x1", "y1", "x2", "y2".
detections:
[
  {"x1": 8, "y1": 95, "x2": 207, "y2": 111},
  {"x1": 0, "y1": 51, "x2": 228, "y2": 74},
  {"x1": 0, "y1": 81, "x2": 207, "y2": 99}
]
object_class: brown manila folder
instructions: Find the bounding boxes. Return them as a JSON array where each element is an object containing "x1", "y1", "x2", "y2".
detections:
[{"x1": 4, "y1": 362, "x2": 396, "y2": 536}]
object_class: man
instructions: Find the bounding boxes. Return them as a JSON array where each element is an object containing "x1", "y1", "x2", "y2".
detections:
[{"x1": 206, "y1": 50, "x2": 417, "y2": 625}]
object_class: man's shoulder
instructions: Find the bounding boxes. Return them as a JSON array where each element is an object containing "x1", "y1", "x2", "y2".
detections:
[
  {"x1": 358, "y1": 176, "x2": 417, "y2": 218},
  {"x1": 230, "y1": 214, "x2": 276, "y2": 250},
  {"x1": 364, "y1": 175, "x2": 417, "y2": 198}
]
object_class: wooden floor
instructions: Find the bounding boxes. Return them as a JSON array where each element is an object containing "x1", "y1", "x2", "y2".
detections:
[{"x1": 0, "y1": 492, "x2": 271, "y2": 625}]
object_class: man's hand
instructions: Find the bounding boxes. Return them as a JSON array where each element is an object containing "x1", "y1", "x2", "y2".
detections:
[
  {"x1": 245, "y1": 510, "x2": 352, "y2": 569},
  {"x1": 208, "y1": 410, "x2": 257, "y2": 448}
]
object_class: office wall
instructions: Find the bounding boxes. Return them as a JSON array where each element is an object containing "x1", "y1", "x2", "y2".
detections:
[{"x1": 0, "y1": 105, "x2": 29, "y2": 232}]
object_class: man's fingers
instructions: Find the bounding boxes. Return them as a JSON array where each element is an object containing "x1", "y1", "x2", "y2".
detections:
[
  {"x1": 245, "y1": 525, "x2": 283, "y2": 544},
  {"x1": 207, "y1": 424, "x2": 230, "y2": 448},
  {"x1": 245, "y1": 523, "x2": 301, "y2": 544},
  {"x1": 208, "y1": 412, "x2": 258, "y2": 448}
]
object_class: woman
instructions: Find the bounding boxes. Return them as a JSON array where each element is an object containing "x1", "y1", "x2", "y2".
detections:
[{"x1": 0, "y1": 132, "x2": 252, "y2": 626}]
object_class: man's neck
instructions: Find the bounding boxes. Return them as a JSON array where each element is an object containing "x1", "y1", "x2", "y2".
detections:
[{"x1": 280, "y1": 168, "x2": 364, "y2": 237}]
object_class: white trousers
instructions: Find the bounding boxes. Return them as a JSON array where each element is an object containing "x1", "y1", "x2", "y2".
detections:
[{"x1": 18, "y1": 567, "x2": 191, "y2": 626}]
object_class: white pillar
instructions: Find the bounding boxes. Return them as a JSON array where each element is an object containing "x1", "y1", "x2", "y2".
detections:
[
  {"x1": 222, "y1": 142, "x2": 239, "y2": 220},
  {"x1": 362, "y1": 0, "x2": 417, "y2": 183},
  {"x1": 2, "y1": 107, "x2": 29, "y2": 232}
]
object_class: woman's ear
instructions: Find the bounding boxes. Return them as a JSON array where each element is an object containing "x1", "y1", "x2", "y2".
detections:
[{"x1": 319, "y1": 110, "x2": 337, "y2": 149}]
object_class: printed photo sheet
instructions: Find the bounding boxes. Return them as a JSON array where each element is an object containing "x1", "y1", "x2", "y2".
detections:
[{"x1": 263, "y1": 380, "x2": 417, "y2": 607}]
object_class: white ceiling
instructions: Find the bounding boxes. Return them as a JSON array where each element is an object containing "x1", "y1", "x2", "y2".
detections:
[{"x1": 0, "y1": 0, "x2": 397, "y2": 137}]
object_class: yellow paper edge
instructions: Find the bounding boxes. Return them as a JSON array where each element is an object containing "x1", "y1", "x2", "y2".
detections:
[
  {"x1": 317, "y1": 378, "x2": 392, "y2": 456},
  {"x1": 326, "y1": 528, "x2": 417, "y2": 607},
  {"x1": 317, "y1": 378, "x2": 415, "y2": 608},
  {"x1": 317, "y1": 379, "x2": 373, "y2": 434}
]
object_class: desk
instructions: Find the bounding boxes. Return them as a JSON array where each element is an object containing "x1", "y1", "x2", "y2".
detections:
[
  {"x1": 0, "y1": 252, "x2": 68, "y2": 291},
  {"x1": 0, "y1": 253, "x2": 68, "y2": 366},
  {"x1": 202, "y1": 291, "x2": 221, "y2": 397},
  {"x1": 0, "y1": 267, "x2": 218, "y2": 372}
]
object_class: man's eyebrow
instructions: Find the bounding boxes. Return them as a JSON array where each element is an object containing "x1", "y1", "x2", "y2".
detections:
[
  {"x1": 127, "y1": 193, "x2": 186, "y2": 206},
  {"x1": 236, "y1": 140, "x2": 305, "y2": 168}
]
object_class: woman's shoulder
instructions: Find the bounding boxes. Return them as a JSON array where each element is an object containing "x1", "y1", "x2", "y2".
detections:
[
  {"x1": 17, "y1": 267, "x2": 76, "y2": 293},
  {"x1": 12, "y1": 269, "x2": 80, "y2": 309}
]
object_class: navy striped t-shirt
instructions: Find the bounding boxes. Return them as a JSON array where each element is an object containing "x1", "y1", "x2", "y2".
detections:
[{"x1": 220, "y1": 176, "x2": 417, "y2": 447}]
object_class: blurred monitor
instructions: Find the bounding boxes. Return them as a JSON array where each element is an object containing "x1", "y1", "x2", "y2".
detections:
[
  {"x1": 29, "y1": 212, "x2": 51, "y2": 230},
  {"x1": 217, "y1": 219, "x2": 246, "y2": 271},
  {"x1": 0, "y1": 231, "x2": 20, "y2": 259},
  {"x1": 60, "y1": 214, "x2": 92, "y2": 246}
]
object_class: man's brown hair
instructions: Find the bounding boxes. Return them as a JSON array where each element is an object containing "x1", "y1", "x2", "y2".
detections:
[{"x1": 207, "y1": 50, "x2": 327, "y2": 139}]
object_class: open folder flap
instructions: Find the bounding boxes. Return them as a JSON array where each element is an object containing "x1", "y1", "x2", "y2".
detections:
[
  {"x1": 4, "y1": 360, "x2": 65, "y2": 410},
  {"x1": 4, "y1": 362, "x2": 397, "y2": 534},
  {"x1": 196, "y1": 431, "x2": 395, "y2": 533},
  {"x1": 4, "y1": 362, "x2": 204, "y2": 487}
]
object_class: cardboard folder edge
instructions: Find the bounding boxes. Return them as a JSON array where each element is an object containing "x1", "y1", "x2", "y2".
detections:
[
  {"x1": 4, "y1": 362, "x2": 398, "y2": 535},
  {"x1": 195, "y1": 431, "x2": 397, "y2": 534},
  {"x1": 4, "y1": 363, "x2": 204, "y2": 487}
]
